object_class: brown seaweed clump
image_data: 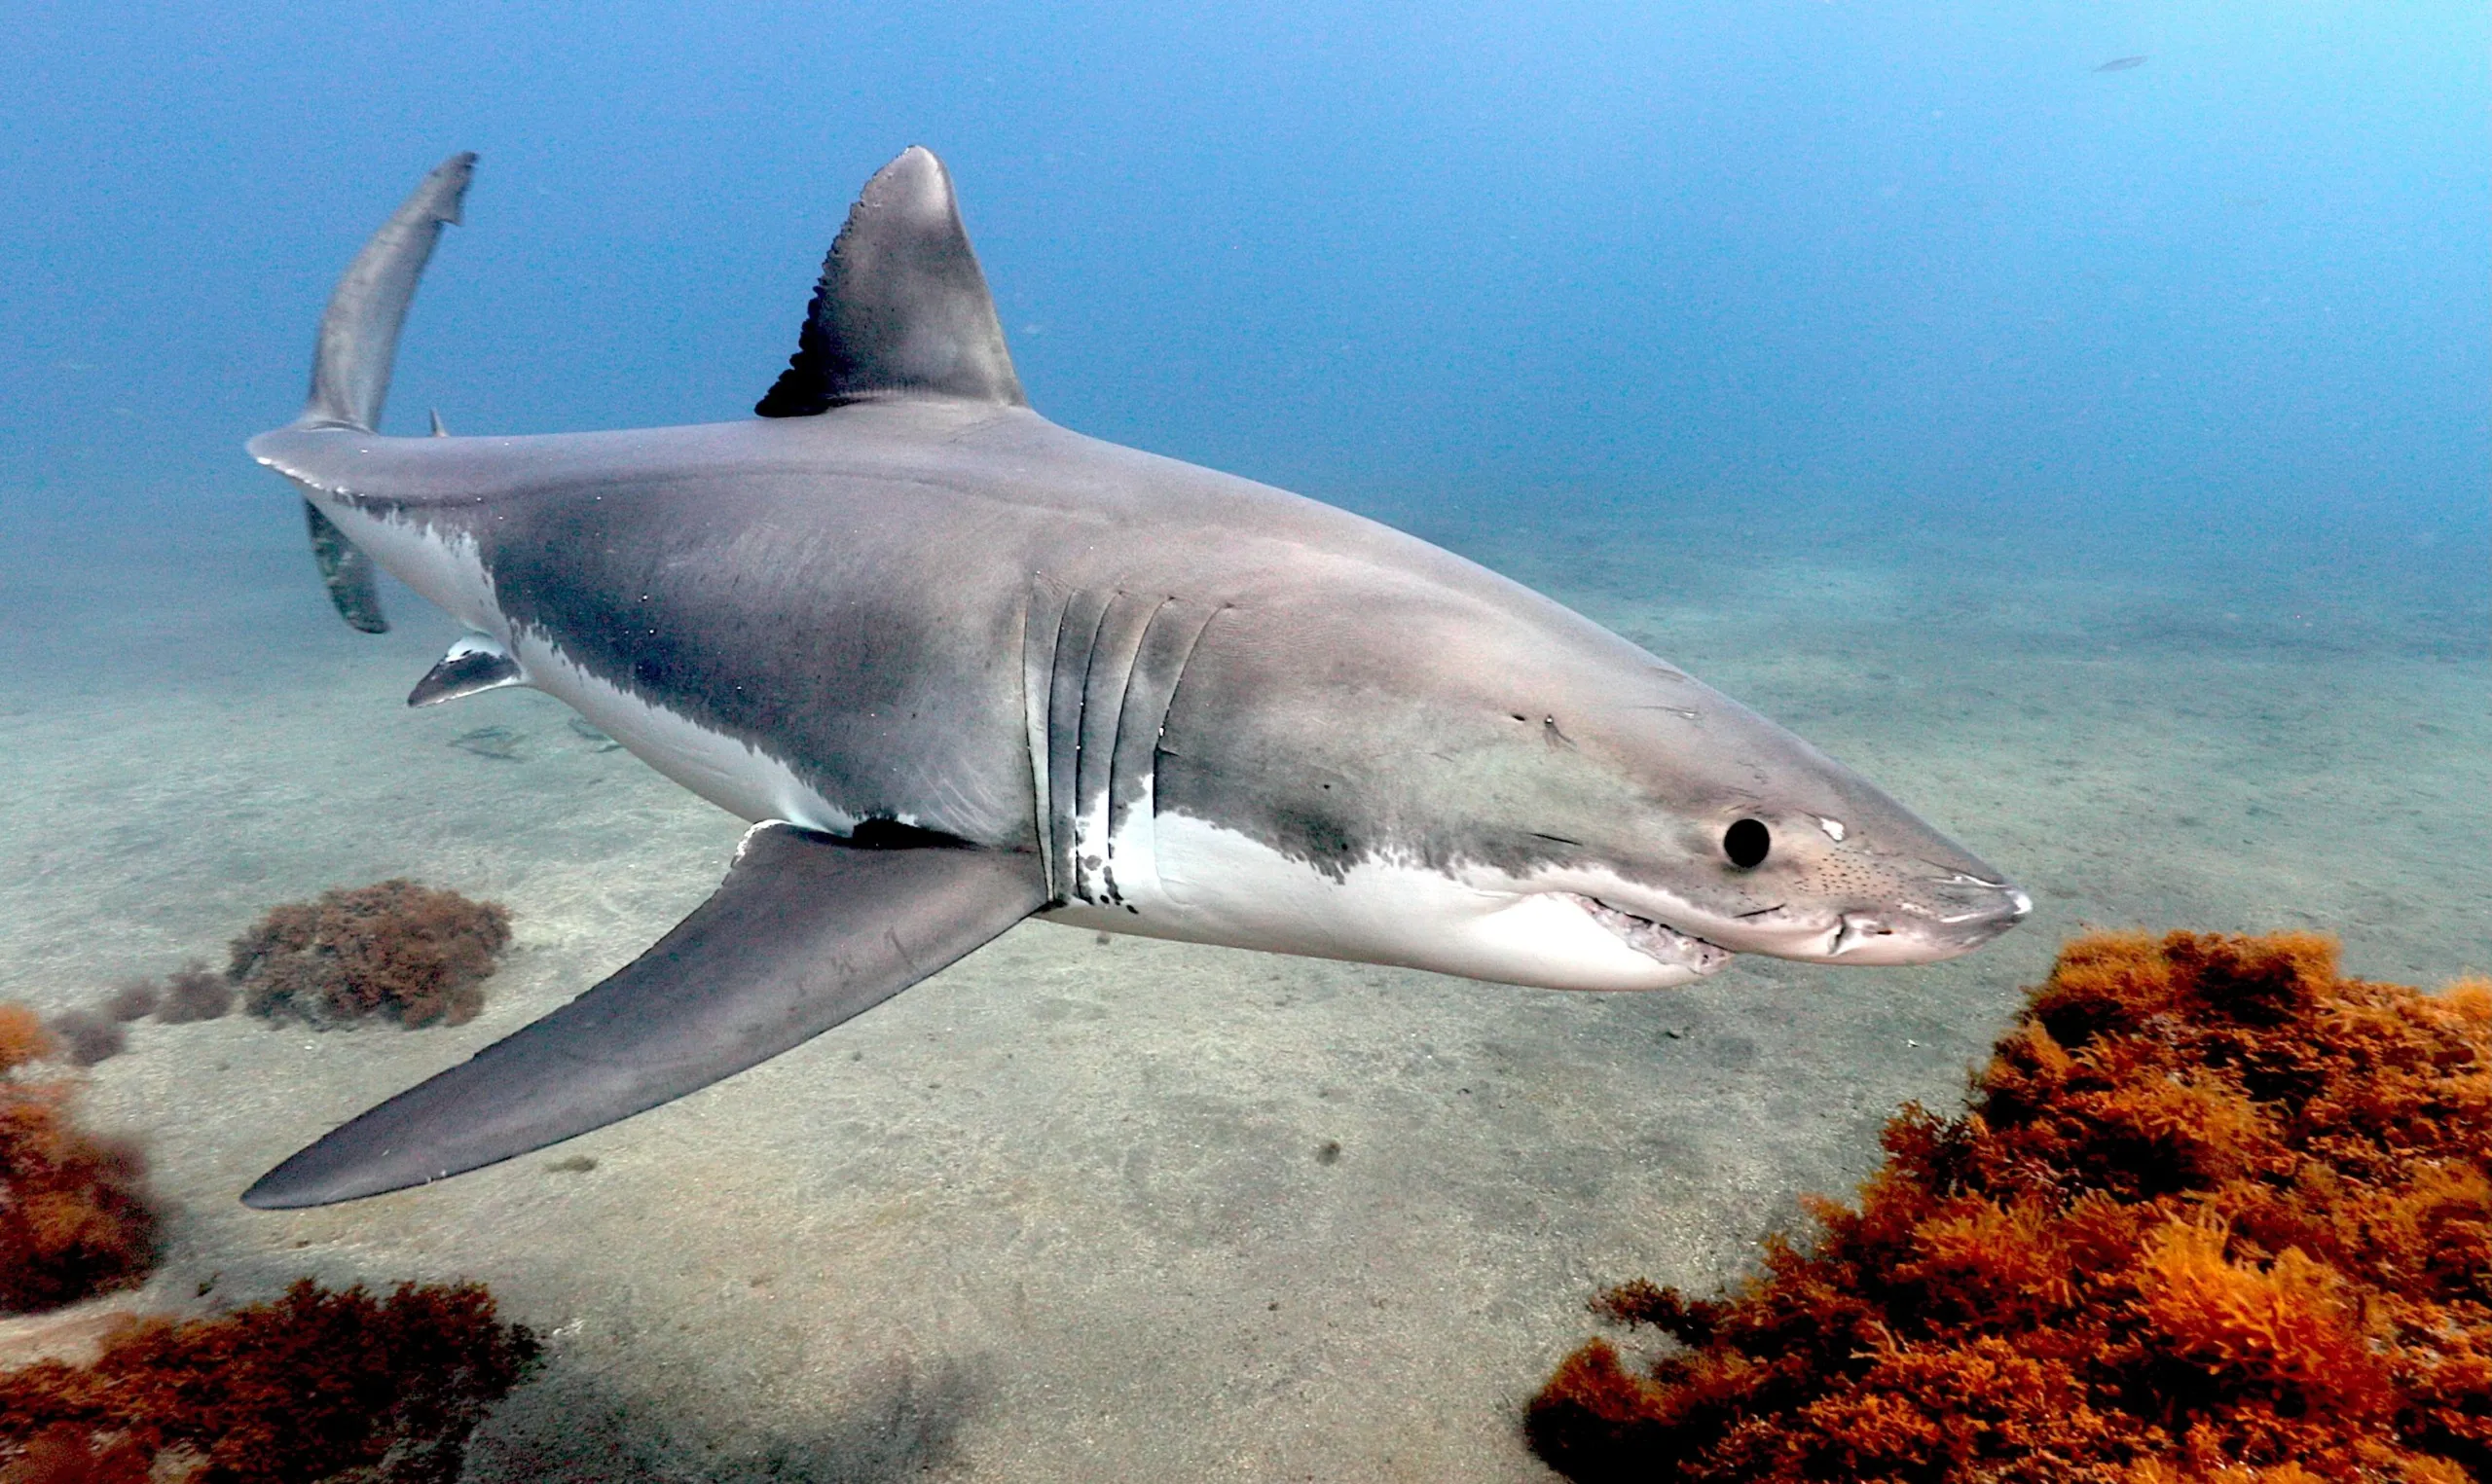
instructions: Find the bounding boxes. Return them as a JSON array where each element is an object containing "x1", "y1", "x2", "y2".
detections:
[
  {"x1": 150, "y1": 963, "x2": 231, "y2": 1027},
  {"x1": 0, "y1": 1279, "x2": 541, "y2": 1483},
  {"x1": 96, "y1": 984, "x2": 156, "y2": 1026},
  {"x1": 230, "y1": 882, "x2": 511, "y2": 1030},
  {"x1": 1528, "y1": 931, "x2": 2491, "y2": 1484},
  {"x1": 0, "y1": 1005, "x2": 158, "y2": 1315},
  {"x1": 35, "y1": 1014, "x2": 121, "y2": 1071}
]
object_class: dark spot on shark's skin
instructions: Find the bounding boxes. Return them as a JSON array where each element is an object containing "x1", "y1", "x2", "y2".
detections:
[{"x1": 1266, "y1": 805, "x2": 1361, "y2": 880}]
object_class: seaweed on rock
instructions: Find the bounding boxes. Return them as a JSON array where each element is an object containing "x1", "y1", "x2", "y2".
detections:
[
  {"x1": 0, "y1": 1006, "x2": 158, "y2": 1316},
  {"x1": 0, "y1": 1279, "x2": 541, "y2": 1484},
  {"x1": 230, "y1": 881, "x2": 511, "y2": 1030},
  {"x1": 1527, "y1": 930, "x2": 2492, "y2": 1484}
]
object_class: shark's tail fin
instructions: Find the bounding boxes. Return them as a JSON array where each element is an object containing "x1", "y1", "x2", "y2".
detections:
[
  {"x1": 300, "y1": 151, "x2": 474, "y2": 433},
  {"x1": 279, "y1": 152, "x2": 474, "y2": 634}
]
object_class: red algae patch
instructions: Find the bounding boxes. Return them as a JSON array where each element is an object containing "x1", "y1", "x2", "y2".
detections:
[
  {"x1": 1527, "y1": 931, "x2": 2491, "y2": 1484},
  {"x1": 230, "y1": 881, "x2": 512, "y2": 1030},
  {"x1": 0, "y1": 1279, "x2": 540, "y2": 1483},
  {"x1": 0, "y1": 1006, "x2": 157, "y2": 1317}
]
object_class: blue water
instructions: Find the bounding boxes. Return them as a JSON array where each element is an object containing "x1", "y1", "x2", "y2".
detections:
[
  {"x1": 3, "y1": 2, "x2": 2482, "y2": 541},
  {"x1": 0, "y1": 5, "x2": 2485, "y2": 1478}
]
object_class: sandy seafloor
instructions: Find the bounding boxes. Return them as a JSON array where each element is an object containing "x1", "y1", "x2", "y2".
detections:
[{"x1": 0, "y1": 477, "x2": 2483, "y2": 1481}]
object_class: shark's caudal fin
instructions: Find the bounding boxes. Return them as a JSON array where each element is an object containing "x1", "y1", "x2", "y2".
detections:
[
  {"x1": 279, "y1": 151, "x2": 475, "y2": 633},
  {"x1": 755, "y1": 146, "x2": 1026, "y2": 416},
  {"x1": 303, "y1": 502, "x2": 390, "y2": 633},
  {"x1": 303, "y1": 152, "x2": 475, "y2": 433},
  {"x1": 242, "y1": 824, "x2": 1046, "y2": 1210}
]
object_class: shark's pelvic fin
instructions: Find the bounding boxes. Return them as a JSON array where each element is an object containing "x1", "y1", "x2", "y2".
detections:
[
  {"x1": 241, "y1": 823, "x2": 1046, "y2": 1210},
  {"x1": 755, "y1": 146, "x2": 1026, "y2": 416},
  {"x1": 304, "y1": 500, "x2": 388, "y2": 633},
  {"x1": 304, "y1": 151, "x2": 474, "y2": 434},
  {"x1": 407, "y1": 634, "x2": 524, "y2": 706}
]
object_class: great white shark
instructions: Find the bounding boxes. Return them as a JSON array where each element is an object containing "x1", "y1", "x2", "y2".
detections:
[{"x1": 240, "y1": 148, "x2": 2028, "y2": 1210}]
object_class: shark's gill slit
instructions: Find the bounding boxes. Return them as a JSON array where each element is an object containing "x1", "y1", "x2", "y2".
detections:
[
  {"x1": 1071, "y1": 596, "x2": 1158, "y2": 904},
  {"x1": 1106, "y1": 598, "x2": 1217, "y2": 909},
  {"x1": 1044, "y1": 589, "x2": 1114, "y2": 899},
  {"x1": 1020, "y1": 579, "x2": 1074, "y2": 900},
  {"x1": 1092, "y1": 595, "x2": 1178, "y2": 906}
]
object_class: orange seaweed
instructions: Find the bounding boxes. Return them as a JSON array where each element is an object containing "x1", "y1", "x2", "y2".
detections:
[
  {"x1": 0, "y1": 1279, "x2": 540, "y2": 1484},
  {"x1": 0, "y1": 1005, "x2": 157, "y2": 1316},
  {"x1": 1528, "y1": 931, "x2": 2492, "y2": 1483}
]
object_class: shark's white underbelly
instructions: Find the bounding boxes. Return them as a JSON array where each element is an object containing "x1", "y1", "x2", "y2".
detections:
[
  {"x1": 519, "y1": 636, "x2": 857, "y2": 831},
  {"x1": 1044, "y1": 803, "x2": 1707, "y2": 992}
]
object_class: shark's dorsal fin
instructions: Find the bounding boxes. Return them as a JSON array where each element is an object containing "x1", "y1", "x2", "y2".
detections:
[{"x1": 755, "y1": 147, "x2": 1026, "y2": 416}]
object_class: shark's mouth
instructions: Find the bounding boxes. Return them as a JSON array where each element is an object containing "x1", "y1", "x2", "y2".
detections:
[{"x1": 1567, "y1": 894, "x2": 1736, "y2": 978}]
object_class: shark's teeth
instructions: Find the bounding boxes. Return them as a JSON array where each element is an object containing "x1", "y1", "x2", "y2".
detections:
[{"x1": 1567, "y1": 895, "x2": 1735, "y2": 978}]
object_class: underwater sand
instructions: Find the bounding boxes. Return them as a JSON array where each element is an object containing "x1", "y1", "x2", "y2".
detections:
[{"x1": 0, "y1": 484, "x2": 2483, "y2": 1481}]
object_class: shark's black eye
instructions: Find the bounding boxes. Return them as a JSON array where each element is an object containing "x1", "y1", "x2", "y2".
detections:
[{"x1": 1723, "y1": 817, "x2": 1771, "y2": 869}]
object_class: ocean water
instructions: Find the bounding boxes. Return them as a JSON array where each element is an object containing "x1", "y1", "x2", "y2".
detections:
[{"x1": 0, "y1": 3, "x2": 2484, "y2": 1479}]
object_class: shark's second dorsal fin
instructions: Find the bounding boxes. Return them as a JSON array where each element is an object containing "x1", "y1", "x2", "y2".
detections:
[{"x1": 755, "y1": 147, "x2": 1026, "y2": 416}]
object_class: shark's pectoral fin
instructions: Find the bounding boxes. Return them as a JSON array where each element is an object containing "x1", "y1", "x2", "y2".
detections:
[
  {"x1": 241, "y1": 823, "x2": 1046, "y2": 1210},
  {"x1": 407, "y1": 634, "x2": 524, "y2": 706},
  {"x1": 304, "y1": 499, "x2": 387, "y2": 633}
]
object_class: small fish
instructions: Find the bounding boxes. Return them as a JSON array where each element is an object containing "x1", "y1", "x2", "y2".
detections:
[
  {"x1": 568, "y1": 716, "x2": 624, "y2": 752},
  {"x1": 449, "y1": 724, "x2": 523, "y2": 760},
  {"x1": 2095, "y1": 54, "x2": 2146, "y2": 72}
]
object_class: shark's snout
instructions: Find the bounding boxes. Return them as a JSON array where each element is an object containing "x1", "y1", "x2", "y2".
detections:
[{"x1": 1822, "y1": 873, "x2": 2031, "y2": 964}]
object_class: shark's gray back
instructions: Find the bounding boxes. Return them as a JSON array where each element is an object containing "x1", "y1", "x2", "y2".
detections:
[{"x1": 256, "y1": 398, "x2": 1621, "y2": 868}]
